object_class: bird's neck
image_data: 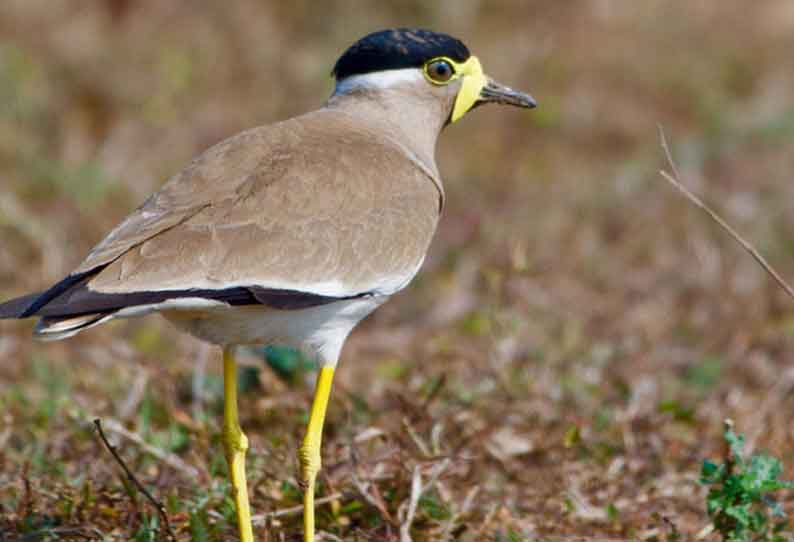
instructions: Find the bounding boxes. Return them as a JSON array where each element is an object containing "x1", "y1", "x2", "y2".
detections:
[{"x1": 323, "y1": 88, "x2": 447, "y2": 179}]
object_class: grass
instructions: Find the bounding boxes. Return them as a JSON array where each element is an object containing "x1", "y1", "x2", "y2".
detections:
[
  {"x1": 702, "y1": 423, "x2": 794, "y2": 542},
  {"x1": 4, "y1": 1, "x2": 794, "y2": 540}
]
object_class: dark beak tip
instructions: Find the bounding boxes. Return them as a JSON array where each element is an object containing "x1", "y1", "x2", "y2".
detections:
[
  {"x1": 480, "y1": 79, "x2": 537, "y2": 110},
  {"x1": 512, "y1": 91, "x2": 537, "y2": 109}
]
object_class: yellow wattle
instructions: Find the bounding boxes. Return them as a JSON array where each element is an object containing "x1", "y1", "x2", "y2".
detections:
[{"x1": 451, "y1": 56, "x2": 486, "y2": 122}]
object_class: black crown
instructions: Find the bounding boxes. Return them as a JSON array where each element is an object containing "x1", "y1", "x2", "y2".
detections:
[{"x1": 333, "y1": 28, "x2": 470, "y2": 80}]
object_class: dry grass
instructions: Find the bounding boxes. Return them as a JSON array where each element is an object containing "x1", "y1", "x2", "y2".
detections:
[{"x1": 4, "y1": 1, "x2": 794, "y2": 540}]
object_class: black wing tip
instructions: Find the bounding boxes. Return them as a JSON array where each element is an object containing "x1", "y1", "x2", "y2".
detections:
[
  {"x1": 0, "y1": 292, "x2": 43, "y2": 319},
  {"x1": 0, "y1": 269, "x2": 100, "y2": 319},
  {"x1": 19, "y1": 271, "x2": 97, "y2": 318}
]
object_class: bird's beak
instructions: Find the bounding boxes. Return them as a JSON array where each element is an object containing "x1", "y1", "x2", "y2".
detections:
[
  {"x1": 476, "y1": 78, "x2": 537, "y2": 109},
  {"x1": 448, "y1": 57, "x2": 536, "y2": 122}
]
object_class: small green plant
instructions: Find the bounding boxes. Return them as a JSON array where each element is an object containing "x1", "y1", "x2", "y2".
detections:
[{"x1": 701, "y1": 421, "x2": 794, "y2": 542}]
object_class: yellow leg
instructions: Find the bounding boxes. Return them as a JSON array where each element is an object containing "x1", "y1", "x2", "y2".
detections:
[
  {"x1": 299, "y1": 367, "x2": 335, "y2": 542},
  {"x1": 222, "y1": 347, "x2": 254, "y2": 542}
]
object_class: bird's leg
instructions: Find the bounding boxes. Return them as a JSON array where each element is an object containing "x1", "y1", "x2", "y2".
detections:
[
  {"x1": 299, "y1": 366, "x2": 335, "y2": 542},
  {"x1": 222, "y1": 347, "x2": 254, "y2": 542}
]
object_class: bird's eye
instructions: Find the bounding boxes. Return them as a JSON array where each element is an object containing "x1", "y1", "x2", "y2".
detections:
[{"x1": 424, "y1": 59, "x2": 455, "y2": 84}]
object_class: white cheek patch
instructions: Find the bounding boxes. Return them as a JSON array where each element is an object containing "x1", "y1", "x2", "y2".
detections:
[{"x1": 334, "y1": 69, "x2": 425, "y2": 95}]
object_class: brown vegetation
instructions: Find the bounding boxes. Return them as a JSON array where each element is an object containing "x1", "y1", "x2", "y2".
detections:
[{"x1": 3, "y1": 1, "x2": 794, "y2": 540}]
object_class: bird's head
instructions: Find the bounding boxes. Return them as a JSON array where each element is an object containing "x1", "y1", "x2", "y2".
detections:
[{"x1": 331, "y1": 28, "x2": 536, "y2": 125}]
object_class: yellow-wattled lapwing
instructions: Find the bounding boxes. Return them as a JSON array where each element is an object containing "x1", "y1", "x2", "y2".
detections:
[{"x1": 0, "y1": 28, "x2": 536, "y2": 542}]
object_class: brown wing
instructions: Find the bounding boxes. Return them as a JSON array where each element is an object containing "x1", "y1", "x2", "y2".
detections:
[{"x1": 80, "y1": 109, "x2": 441, "y2": 299}]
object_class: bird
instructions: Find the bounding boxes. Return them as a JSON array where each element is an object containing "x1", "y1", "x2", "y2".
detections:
[{"x1": 0, "y1": 28, "x2": 535, "y2": 542}]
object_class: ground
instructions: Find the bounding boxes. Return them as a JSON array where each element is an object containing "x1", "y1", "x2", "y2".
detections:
[{"x1": 3, "y1": 1, "x2": 794, "y2": 541}]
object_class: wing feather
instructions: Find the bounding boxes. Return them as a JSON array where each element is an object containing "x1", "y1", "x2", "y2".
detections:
[{"x1": 82, "y1": 110, "x2": 441, "y2": 299}]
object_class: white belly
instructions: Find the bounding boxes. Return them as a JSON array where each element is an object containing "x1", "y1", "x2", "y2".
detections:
[{"x1": 161, "y1": 295, "x2": 387, "y2": 365}]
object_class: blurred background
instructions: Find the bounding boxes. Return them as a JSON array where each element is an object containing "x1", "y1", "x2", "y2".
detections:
[{"x1": 3, "y1": 1, "x2": 794, "y2": 540}]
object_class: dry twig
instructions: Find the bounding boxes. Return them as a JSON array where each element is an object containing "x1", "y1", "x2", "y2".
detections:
[
  {"x1": 16, "y1": 461, "x2": 32, "y2": 520},
  {"x1": 93, "y1": 419, "x2": 176, "y2": 542},
  {"x1": 398, "y1": 459, "x2": 451, "y2": 542},
  {"x1": 440, "y1": 485, "x2": 479, "y2": 542},
  {"x1": 402, "y1": 417, "x2": 431, "y2": 457},
  {"x1": 45, "y1": 527, "x2": 107, "y2": 540},
  {"x1": 658, "y1": 126, "x2": 794, "y2": 301},
  {"x1": 250, "y1": 493, "x2": 344, "y2": 525},
  {"x1": 399, "y1": 465, "x2": 423, "y2": 542}
]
